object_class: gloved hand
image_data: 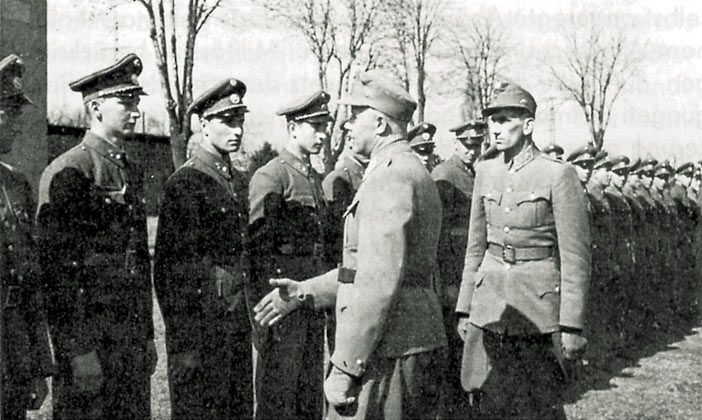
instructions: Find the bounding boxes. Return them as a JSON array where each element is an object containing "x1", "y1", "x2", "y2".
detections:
[
  {"x1": 145, "y1": 339, "x2": 158, "y2": 375},
  {"x1": 561, "y1": 331, "x2": 587, "y2": 360},
  {"x1": 253, "y1": 278, "x2": 306, "y2": 327},
  {"x1": 27, "y1": 377, "x2": 49, "y2": 410},
  {"x1": 71, "y1": 350, "x2": 104, "y2": 394},
  {"x1": 169, "y1": 352, "x2": 201, "y2": 384},
  {"x1": 324, "y1": 365, "x2": 358, "y2": 408},
  {"x1": 457, "y1": 315, "x2": 471, "y2": 341}
]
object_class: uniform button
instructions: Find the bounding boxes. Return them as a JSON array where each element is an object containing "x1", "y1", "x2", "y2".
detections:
[
  {"x1": 78, "y1": 288, "x2": 85, "y2": 295},
  {"x1": 221, "y1": 207, "x2": 227, "y2": 213},
  {"x1": 555, "y1": 286, "x2": 560, "y2": 293},
  {"x1": 506, "y1": 187, "x2": 512, "y2": 193},
  {"x1": 115, "y1": 154, "x2": 122, "y2": 160},
  {"x1": 71, "y1": 261, "x2": 79, "y2": 267},
  {"x1": 9, "y1": 269, "x2": 16, "y2": 276},
  {"x1": 105, "y1": 198, "x2": 112, "y2": 204},
  {"x1": 356, "y1": 359, "x2": 364, "y2": 366},
  {"x1": 197, "y1": 288, "x2": 202, "y2": 295},
  {"x1": 504, "y1": 226, "x2": 510, "y2": 233},
  {"x1": 7, "y1": 244, "x2": 14, "y2": 252},
  {"x1": 504, "y1": 207, "x2": 510, "y2": 213},
  {"x1": 530, "y1": 193, "x2": 536, "y2": 200},
  {"x1": 509, "y1": 170, "x2": 515, "y2": 174},
  {"x1": 17, "y1": 275, "x2": 23, "y2": 281},
  {"x1": 242, "y1": 272, "x2": 247, "y2": 278}
]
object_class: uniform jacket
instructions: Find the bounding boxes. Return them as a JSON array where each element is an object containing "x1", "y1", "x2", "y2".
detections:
[
  {"x1": 322, "y1": 152, "x2": 365, "y2": 266},
  {"x1": 0, "y1": 163, "x2": 53, "y2": 386},
  {"x1": 154, "y1": 147, "x2": 250, "y2": 356},
  {"x1": 456, "y1": 144, "x2": 591, "y2": 336},
  {"x1": 36, "y1": 132, "x2": 153, "y2": 359},
  {"x1": 304, "y1": 139, "x2": 447, "y2": 377}
]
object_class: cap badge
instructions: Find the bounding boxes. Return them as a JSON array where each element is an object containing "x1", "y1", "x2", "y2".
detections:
[
  {"x1": 230, "y1": 94, "x2": 241, "y2": 104},
  {"x1": 12, "y1": 77, "x2": 22, "y2": 90},
  {"x1": 133, "y1": 58, "x2": 141, "y2": 68},
  {"x1": 422, "y1": 133, "x2": 430, "y2": 140}
]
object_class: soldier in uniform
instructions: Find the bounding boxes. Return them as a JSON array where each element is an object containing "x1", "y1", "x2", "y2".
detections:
[
  {"x1": 408, "y1": 122, "x2": 437, "y2": 171},
  {"x1": 431, "y1": 119, "x2": 485, "y2": 418},
  {"x1": 36, "y1": 54, "x2": 156, "y2": 419},
  {"x1": 248, "y1": 90, "x2": 333, "y2": 420},
  {"x1": 542, "y1": 143, "x2": 564, "y2": 161},
  {"x1": 0, "y1": 54, "x2": 53, "y2": 420},
  {"x1": 253, "y1": 70, "x2": 447, "y2": 419},
  {"x1": 154, "y1": 79, "x2": 252, "y2": 419},
  {"x1": 455, "y1": 82, "x2": 590, "y2": 419},
  {"x1": 670, "y1": 162, "x2": 697, "y2": 317}
]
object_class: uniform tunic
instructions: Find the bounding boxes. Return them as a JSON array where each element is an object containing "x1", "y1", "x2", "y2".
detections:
[
  {"x1": 0, "y1": 163, "x2": 53, "y2": 420},
  {"x1": 154, "y1": 147, "x2": 252, "y2": 419},
  {"x1": 36, "y1": 132, "x2": 154, "y2": 420},
  {"x1": 456, "y1": 144, "x2": 591, "y2": 419},
  {"x1": 248, "y1": 148, "x2": 330, "y2": 420}
]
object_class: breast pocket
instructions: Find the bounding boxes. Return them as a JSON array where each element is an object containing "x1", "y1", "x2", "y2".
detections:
[
  {"x1": 514, "y1": 188, "x2": 553, "y2": 227},
  {"x1": 482, "y1": 190, "x2": 502, "y2": 224}
]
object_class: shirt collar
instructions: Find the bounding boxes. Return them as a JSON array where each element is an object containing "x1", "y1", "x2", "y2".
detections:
[
  {"x1": 194, "y1": 146, "x2": 232, "y2": 180},
  {"x1": 83, "y1": 131, "x2": 127, "y2": 168},
  {"x1": 279, "y1": 148, "x2": 312, "y2": 177},
  {"x1": 364, "y1": 137, "x2": 409, "y2": 180}
]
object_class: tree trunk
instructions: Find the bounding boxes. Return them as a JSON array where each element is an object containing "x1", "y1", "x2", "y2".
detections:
[{"x1": 416, "y1": 62, "x2": 426, "y2": 122}]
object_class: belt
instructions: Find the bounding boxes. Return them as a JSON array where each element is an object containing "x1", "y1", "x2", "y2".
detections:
[
  {"x1": 487, "y1": 243, "x2": 555, "y2": 264},
  {"x1": 337, "y1": 266, "x2": 430, "y2": 288}
]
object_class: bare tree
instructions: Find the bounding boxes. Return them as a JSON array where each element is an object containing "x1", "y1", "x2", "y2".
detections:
[
  {"x1": 134, "y1": 0, "x2": 223, "y2": 168},
  {"x1": 550, "y1": 20, "x2": 640, "y2": 150},
  {"x1": 386, "y1": 0, "x2": 446, "y2": 122},
  {"x1": 449, "y1": 19, "x2": 510, "y2": 121},
  {"x1": 259, "y1": 0, "x2": 386, "y2": 173}
]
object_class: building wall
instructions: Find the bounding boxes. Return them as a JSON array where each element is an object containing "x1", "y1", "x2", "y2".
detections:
[{"x1": 0, "y1": 0, "x2": 47, "y2": 194}]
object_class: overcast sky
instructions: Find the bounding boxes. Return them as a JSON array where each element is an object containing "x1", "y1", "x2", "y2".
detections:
[{"x1": 48, "y1": 0, "x2": 702, "y2": 162}]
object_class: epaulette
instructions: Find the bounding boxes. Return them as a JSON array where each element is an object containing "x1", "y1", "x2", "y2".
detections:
[{"x1": 540, "y1": 152, "x2": 565, "y2": 164}]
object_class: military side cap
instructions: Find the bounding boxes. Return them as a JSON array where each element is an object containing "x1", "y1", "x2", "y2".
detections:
[
  {"x1": 0, "y1": 54, "x2": 32, "y2": 106},
  {"x1": 276, "y1": 90, "x2": 332, "y2": 123},
  {"x1": 450, "y1": 120, "x2": 486, "y2": 142},
  {"x1": 610, "y1": 155, "x2": 631, "y2": 172},
  {"x1": 654, "y1": 161, "x2": 673, "y2": 177},
  {"x1": 675, "y1": 161, "x2": 695, "y2": 176},
  {"x1": 188, "y1": 78, "x2": 248, "y2": 118},
  {"x1": 542, "y1": 144, "x2": 564, "y2": 157},
  {"x1": 593, "y1": 150, "x2": 612, "y2": 169},
  {"x1": 566, "y1": 145, "x2": 597, "y2": 164},
  {"x1": 69, "y1": 53, "x2": 146, "y2": 103},
  {"x1": 408, "y1": 122, "x2": 436, "y2": 147},
  {"x1": 483, "y1": 81, "x2": 537, "y2": 117},
  {"x1": 339, "y1": 70, "x2": 416, "y2": 122}
]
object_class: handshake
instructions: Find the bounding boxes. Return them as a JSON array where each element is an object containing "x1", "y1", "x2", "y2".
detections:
[{"x1": 253, "y1": 278, "x2": 307, "y2": 327}]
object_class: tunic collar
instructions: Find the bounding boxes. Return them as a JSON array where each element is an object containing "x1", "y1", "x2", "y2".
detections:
[
  {"x1": 505, "y1": 143, "x2": 538, "y2": 172},
  {"x1": 449, "y1": 154, "x2": 472, "y2": 174},
  {"x1": 279, "y1": 148, "x2": 312, "y2": 177},
  {"x1": 83, "y1": 131, "x2": 128, "y2": 168},
  {"x1": 193, "y1": 146, "x2": 233, "y2": 180},
  {"x1": 364, "y1": 137, "x2": 409, "y2": 180}
]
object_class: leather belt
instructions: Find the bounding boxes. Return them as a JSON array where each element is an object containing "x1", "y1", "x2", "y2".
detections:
[
  {"x1": 487, "y1": 243, "x2": 555, "y2": 264},
  {"x1": 337, "y1": 266, "x2": 429, "y2": 288}
]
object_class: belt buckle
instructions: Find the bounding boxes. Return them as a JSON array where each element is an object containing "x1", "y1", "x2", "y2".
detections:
[
  {"x1": 4, "y1": 285, "x2": 20, "y2": 308},
  {"x1": 502, "y1": 245, "x2": 516, "y2": 264}
]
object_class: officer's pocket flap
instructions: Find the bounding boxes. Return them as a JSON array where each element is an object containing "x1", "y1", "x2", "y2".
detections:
[
  {"x1": 516, "y1": 188, "x2": 550, "y2": 204},
  {"x1": 538, "y1": 283, "x2": 560, "y2": 298},
  {"x1": 482, "y1": 190, "x2": 502, "y2": 204}
]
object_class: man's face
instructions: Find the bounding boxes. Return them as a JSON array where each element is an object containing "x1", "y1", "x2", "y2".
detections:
[
  {"x1": 627, "y1": 173, "x2": 640, "y2": 186},
  {"x1": 98, "y1": 95, "x2": 141, "y2": 139},
  {"x1": 201, "y1": 114, "x2": 245, "y2": 154},
  {"x1": 691, "y1": 176, "x2": 701, "y2": 191},
  {"x1": 0, "y1": 105, "x2": 22, "y2": 154},
  {"x1": 346, "y1": 106, "x2": 377, "y2": 157},
  {"x1": 573, "y1": 160, "x2": 594, "y2": 183},
  {"x1": 457, "y1": 137, "x2": 482, "y2": 165},
  {"x1": 653, "y1": 175, "x2": 667, "y2": 189},
  {"x1": 411, "y1": 143, "x2": 434, "y2": 170},
  {"x1": 593, "y1": 167, "x2": 611, "y2": 186},
  {"x1": 677, "y1": 173, "x2": 692, "y2": 188},
  {"x1": 611, "y1": 169, "x2": 627, "y2": 188},
  {"x1": 291, "y1": 119, "x2": 329, "y2": 156},
  {"x1": 488, "y1": 109, "x2": 532, "y2": 153}
]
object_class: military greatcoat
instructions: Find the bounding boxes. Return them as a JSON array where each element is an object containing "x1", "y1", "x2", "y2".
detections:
[
  {"x1": 36, "y1": 132, "x2": 154, "y2": 420},
  {"x1": 154, "y1": 147, "x2": 252, "y2": 419}
]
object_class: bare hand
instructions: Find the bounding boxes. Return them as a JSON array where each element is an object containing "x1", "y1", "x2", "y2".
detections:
[
  {"x1": 561, "y1": 331, "x2": 587, "y2": 360},
  {"x1": 457, "y1": 316, "x2": 471, "y2": 342},
  {"x1": 71, "y1": 350, "x2": 104, "y2": 394},
  {"x1": 324, "y1": 365, "x2": 358, "y2": 408},
  {"x1": 253, "y1": 278, "x2": 306, "y2": 327}
]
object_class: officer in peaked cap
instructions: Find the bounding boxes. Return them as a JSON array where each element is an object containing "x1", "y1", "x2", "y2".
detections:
[
  {"x1": 543, "y1": 143, "x2": 565, "y2": 160},
  {"x1": 251, "y1": 70, "x2": 447, "y2": 419},
  {"x1": 37, "y1": 53, "x2": 156, "y2": 420},
  {"x1": 456, "y1": 81, "x2": 590, "y2": 419},
  {"x1": 0, "y1": 54, "x2": 54, "y2": 419},
  {"x1": 670, "y1": 161, "x2": 698, "y2": 317},
  {"x1": 247, "y1": 89, "x2": 334, "y2": 420},
  {"x1": 154, "y1": 78, "x2": 252, "y2": 419},
  {"x1": 408, "y1": 122, "x2": 437, "y2": 170},
  {"x1": 566, "y1": 144, "x2": 597, "y2": 184},
  {"x1": 431, "y1": 118, "x2": 486, "y2": 418}
]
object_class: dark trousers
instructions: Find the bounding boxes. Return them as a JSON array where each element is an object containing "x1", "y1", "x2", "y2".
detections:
[
  {"x1": 328, "y1": 347, "x2": 445, "y2": 420},
  {"x1": 1, "y1": 378, "x2": 31, "y2": 420},
  {"x1": 441, "y1": 308, "x2": 471, "y2": 419},
  {"x1": 461, "y1": 326, "x2": 566, "y2": 420},
  {"x1": 254, "y1": 309, "x2": 325, "y2": 420},
  {"x1": 53, "y1": 343, "x2": 151, "y2": 420},
  {"x1": 169, "y1": 330, "x2": 252, "y2": 419}
]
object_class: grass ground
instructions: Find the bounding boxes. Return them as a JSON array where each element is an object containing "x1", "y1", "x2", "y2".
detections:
[{"x1": 27, "y1": 218, "x2": 702, "y2": 419}]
